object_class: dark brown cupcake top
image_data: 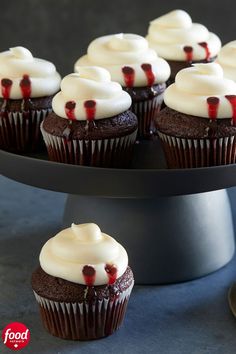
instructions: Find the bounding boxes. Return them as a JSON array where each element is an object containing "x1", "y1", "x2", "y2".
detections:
[
  {"x1": 0, "y1": 95, "x2": 54, "y2": 112},
  {"x1": 157, "y1": 63, "x2": 236, "y2": 139},
  {"x1": 42, "y1": 110, "x2": 137, "y2": 140},
  {"x1": 31, "y1": 266, "x2": 134, "y2": 303},
  {"x1": 156, "y1": 107, "x2": 236, "y2": 139},
  {"x1": 123, "y1": 83, "x2": 166, "y2": 103}
]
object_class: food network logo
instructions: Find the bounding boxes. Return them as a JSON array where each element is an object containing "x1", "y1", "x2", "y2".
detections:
[{"x1": 2, "y1": 322, "x2": 30, "y2": 350}]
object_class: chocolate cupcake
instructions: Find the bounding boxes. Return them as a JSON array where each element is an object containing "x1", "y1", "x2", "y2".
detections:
[
  {"x1": 31, "y1": 223, "x2": 134, "y2": 340},
  {"x1": 217, "y1": 41, "x2": 236, "y2": 81},
  {"x1": 75, "y1": 33, "x2": 170, "y2": 139},
  {"x1": 0, "y1": 46, "x2": 61, "y2": 152},
  {"x1": 41, "y1": 67, "x2": 137, "y2": 167},
  {"x1": 146, "y1": 10, "x2": 221, "y2": 83},
  {"x1": 156, "y1": 63, "x2": 236, "y2": 168}
]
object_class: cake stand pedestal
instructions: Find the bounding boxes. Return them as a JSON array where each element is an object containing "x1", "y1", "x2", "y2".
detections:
[
  {"x1": 64, "y1": 191, "x2": 234, "y2": 283},
  {"x1": 0, "y1": 139, "x2": 235, "y2": 284}
]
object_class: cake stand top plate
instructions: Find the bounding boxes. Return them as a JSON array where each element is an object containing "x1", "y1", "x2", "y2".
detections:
[{"x1": 1, "y1": 139, "x2": 236, "y2": 198}]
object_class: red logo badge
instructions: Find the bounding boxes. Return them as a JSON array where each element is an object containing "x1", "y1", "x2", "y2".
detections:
[{"x1": 2, "y1": 322, "x2": 30, "y2": 350}]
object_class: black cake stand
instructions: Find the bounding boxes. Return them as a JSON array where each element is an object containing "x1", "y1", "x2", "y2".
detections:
[{"x1": 0, "y1": 139, "x2": 235, "y2": 284}]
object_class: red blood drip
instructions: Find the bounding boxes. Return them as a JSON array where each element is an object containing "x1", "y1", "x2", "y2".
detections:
[
  {"x1": 122, "y1": 66, "x2": 135, "y2": 87},
  {"x1": 141, "y1": 63, "x2": 155, "y2": 86},
  {"x1": 207, "y1": 97, "x2": 220, "y2": 120},
  {"x1": 105, "y1": 264, "x2": 118, "y2": 285},
  {"x1": 198, "y1": 42, "x2": 211, "y2": 61},
  {"x1": 82, "y1": 265, "x2": 96, "y2": 286},
  {"x1": 84, "y1": 100, "x2": 96, "y2": 121},
  {"x1": 19, "y1": 74, "x2": 31, "y2": 99},
  {"x1": 225, "y1": 95, "x2": 236, "y2": 125},
  {"x1": 1, "y1": 78, "x2": 13, "y2": 99},
  {"x1": 65, "y1": 101, "x2": 76, "y2": 120},
  {"x1": 183, "y1": 46, "x2": 193, "y2": 63}
]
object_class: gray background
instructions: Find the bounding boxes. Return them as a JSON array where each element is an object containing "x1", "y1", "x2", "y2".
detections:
[
  {"x1": 0, "y1": 0, "x2": 233, "y2": 76},
  {"x1": 1, "y1": 2, "x2": 236, "y2": 353}
]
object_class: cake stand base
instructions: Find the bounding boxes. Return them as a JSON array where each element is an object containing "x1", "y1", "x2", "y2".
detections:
[{"x1": 64, "y1": 189, "x2": 235, "y2": 284}]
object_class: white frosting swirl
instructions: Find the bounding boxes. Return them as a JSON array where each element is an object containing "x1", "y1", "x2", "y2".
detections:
[
  {"x1": 147, "y1": 10, "x2": 221, "y2": 61},
  {"x1": 164, "y1": 63, "x2": 236, "y2": 118},
  {"x1": 39, "y1": 223, "x2": 128, "y2": 286},
  {"x1": 75, "y1": 33, "x2": 170, "y2": 87},
  {"x1": 217, "y1": 41, "x2": 236, "y2": 82},
  {"x1": 52, "y1": 67, "x2": 131, "y2": 120},
  {"x1": 0, "y1": 46, "x2": 61, "y2": 99}
]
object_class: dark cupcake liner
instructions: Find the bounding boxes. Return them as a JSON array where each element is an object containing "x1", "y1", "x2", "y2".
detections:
[
  {"x1": 131, "y1": 94, "x2": 164, "y2": 139},
  {"x1": 41, "y1": 125, "x2": 137, "y2": 167},
  {"x1": 158, "y1": 131, "x2": 236, "y2": 168},
  {"x1": 0, "y1": 109, "x2": 51, "y2": 152},
  {"x1": 33, "y1": 281, "x2": 133, "y2": 341}
]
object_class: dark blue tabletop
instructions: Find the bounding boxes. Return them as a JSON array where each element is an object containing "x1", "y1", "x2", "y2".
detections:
[{"x1": 1, "y1": 175, "x2": 236, "y2": 354}]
